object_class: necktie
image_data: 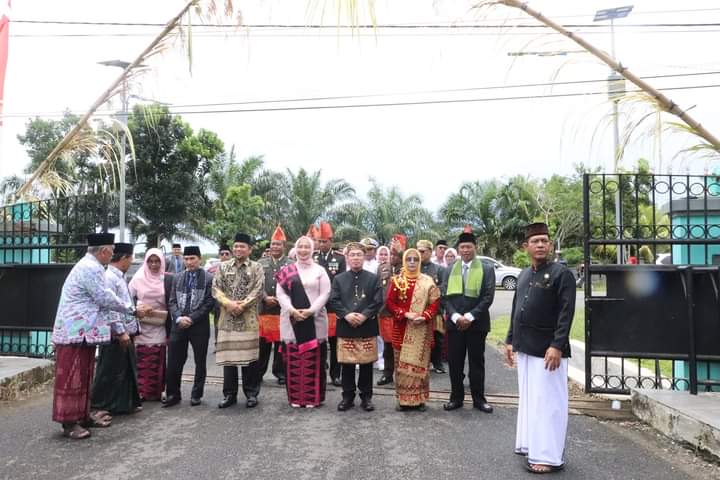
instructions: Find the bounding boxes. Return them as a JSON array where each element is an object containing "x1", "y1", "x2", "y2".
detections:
[
  {"x1": 176, "y1": 257, "x2": 181, "y2": 272},
  {"x1": 184, "y1": 272, "x2": 196, "y2": 314},
  {"x1": 462, "y1": 264, "x2": 469, "y2": 289}
]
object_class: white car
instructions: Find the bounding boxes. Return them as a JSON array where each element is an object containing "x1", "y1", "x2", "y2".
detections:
[
  {"x1": 477, "y1": 256, "x2": 522, "y2": 290},
  {"x1": 204, "y1": 258, "x2": 221, "y2": 273}
]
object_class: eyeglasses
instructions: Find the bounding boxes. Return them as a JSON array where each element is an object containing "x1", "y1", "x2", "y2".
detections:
[{"x1": 406, "y1": 257, "x2": 420, "y2": 263}]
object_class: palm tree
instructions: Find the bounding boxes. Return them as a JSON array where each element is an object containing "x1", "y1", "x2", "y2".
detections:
[
  {"x1": 333, "y1": 178, "x2": 438, "y2": 245},
  {"x1": 278, "y1": 168, "x2": 356, "y2": 240}
]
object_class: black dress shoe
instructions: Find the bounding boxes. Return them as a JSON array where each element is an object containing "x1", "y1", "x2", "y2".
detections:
[
  {"x1": 190, "y1": 397, "x2": 202, "y2": 407},
  {"x1": 360, "y1": 400, "x2": 375, "y2": 412},
  {"x1": 161, "y1": 395, "x2": 181, "y2": 408},
  {"x1": 433, "y1": 365, "x2": 446, "y2": 374},
  {"x1": 218, "y1": 396, "x2": 237, "y2": 409},
  {"x1": 376, "y1": 375, "x2": 393, "y2": 386},
  {"x1": 443, "y1": 400, "x2": 463, "y2": 411},
  {"x1": 417, "y1": 403, "x2": 427, "y2": 412},
  {"x1": 331, "y1": 377, "x2": 342, "y2": 387},
  {"x1": 246, "y1": 397, "x2": 258, "y2": 408},
  {"x1": 337, "y1": 400, "x2": 354, "y2": 411},
  {"x1": 474, "y1": 402, "x2": 493, "y2": 413},
  {"x1": 277, "y1": 377, "x2": 286, "y2": 385}
]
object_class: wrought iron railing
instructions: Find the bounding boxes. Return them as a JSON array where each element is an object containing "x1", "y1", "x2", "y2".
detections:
[
  {"x1": 583, "y1": 173, "x2": 720, "y2": 395},
  {"x1": 0, "y1": 194, "x2": 111, "y2": 359}
]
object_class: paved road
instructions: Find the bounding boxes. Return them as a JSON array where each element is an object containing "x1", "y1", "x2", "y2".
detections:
[
  {"x1": 2, "y1": 347, "x2": 715, "y2": 480},
  {"x1": 489, "y1": 290, "x2": 585, "y2": 320}
]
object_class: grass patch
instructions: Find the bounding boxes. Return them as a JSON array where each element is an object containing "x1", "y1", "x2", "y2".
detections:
[
  {"x1": 489, "y1": 309, "x2": 585, "y2": 345},
  {"x1": 490, "y1": 310, "x2": 674, "y2": 379}
]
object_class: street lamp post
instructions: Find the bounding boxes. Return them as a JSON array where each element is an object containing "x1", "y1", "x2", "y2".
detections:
[
  {"x1": 98, "y1": 60, "x2": 131, "y2": 243},
  {"x1": 594, "y1": 5, "x2": 633, "y2": 265}
]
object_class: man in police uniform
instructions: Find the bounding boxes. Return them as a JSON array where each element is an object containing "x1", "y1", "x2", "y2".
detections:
[
  {"x1": 505, "y1": 222, "x2": 576, "y2": 474},
  {"x1": 258, "y1": 225, "x2": 292, "y2": 384},
  {"x1": 313, "y1": 222, "x2": 346, "y2": 386}
]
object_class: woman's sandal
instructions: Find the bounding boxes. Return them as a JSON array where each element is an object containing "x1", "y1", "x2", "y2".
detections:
[
  {"x1": 63, "y1": 424, "x2": 91, "y2": 440},
  {"x1": 82, "y1": 411, "x2": 112, "y2": 428}
]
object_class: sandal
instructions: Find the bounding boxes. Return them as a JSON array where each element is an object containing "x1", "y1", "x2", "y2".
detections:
[
  {"x1": 63, "y1": 424, "x2": 91, "y2": 440},
  {"x1": 91, "y1": 410, "x2": 113, "y2": 422},
  {"x1": 525, "y1": 462, "x2": 564, "y2": 474},
  {"x1": 82, "y1": 411, "x2": 112, "y2": 428}
]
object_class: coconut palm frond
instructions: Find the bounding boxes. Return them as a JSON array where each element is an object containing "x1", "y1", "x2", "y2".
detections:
[
  {"x1": 473, "y1": 0, "x2": 720, "y2": 162},
  {"x1": 15, "y1": 0, "x2": 238, "y2": 200}
]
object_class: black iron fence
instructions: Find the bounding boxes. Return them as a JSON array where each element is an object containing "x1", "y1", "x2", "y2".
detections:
[
  {"x1": 0, "y1": 194, "x2": 110, "y2": 358},
  {"x1": 583, "y1": 173, "x2": 720, "y2": 395}
]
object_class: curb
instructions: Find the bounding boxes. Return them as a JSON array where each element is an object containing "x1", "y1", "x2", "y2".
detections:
[{"x1": 0, "y1": 361, "x2": 55, "y2": 402}]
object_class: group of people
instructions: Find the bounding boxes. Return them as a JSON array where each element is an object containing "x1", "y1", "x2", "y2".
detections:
[{"x1": 50, "y1": 221, "x2": 575, "y2": 474}]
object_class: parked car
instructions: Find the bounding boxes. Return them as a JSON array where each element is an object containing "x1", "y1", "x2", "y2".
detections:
[
  {"x1": 204, "y1": 257, "x2": 221, "y2": 273},
  {"x1": 477, "y1": 256, "x2": 522, "y2": 290},
  {"x1": 656, "y1": 253, "x2": 672, "y2": 265}
]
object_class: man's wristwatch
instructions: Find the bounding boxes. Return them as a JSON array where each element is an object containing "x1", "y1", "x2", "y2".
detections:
[{"x1": 129, "y1": 305, "x2": 138, "y2": 317}]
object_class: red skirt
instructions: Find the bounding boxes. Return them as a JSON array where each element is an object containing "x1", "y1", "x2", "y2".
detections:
[
  {"x1": 52, "y1": 344, "x2": 96, "y2": 424},
  {"x1": 135, "y1": 344, "x2": 166, "y2": 401},
  {"x1": 284, "y1": 343, "x2": 322, "y2": 407}
]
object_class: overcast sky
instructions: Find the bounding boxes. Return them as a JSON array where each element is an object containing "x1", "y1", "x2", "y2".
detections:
[{"x1": 1, "y1": 0, "x2": 719, "y2": 211}]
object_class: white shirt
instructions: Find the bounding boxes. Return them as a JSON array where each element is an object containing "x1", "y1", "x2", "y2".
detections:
[{"x1": 450, "y1": 260, "x2": 476, "y2": 324}]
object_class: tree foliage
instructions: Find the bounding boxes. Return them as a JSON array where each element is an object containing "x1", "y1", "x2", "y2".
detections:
[{"x1": 126, "y1": 104, "x2": 224, "y2": 247}]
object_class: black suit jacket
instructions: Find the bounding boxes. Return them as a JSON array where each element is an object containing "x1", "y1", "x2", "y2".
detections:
[
  {"x1": 441, "y1": 259, "x2": 496, "y2": 333},
  {"x1": 168, "y1": 269, "x2": 214, "y2": 337},
  {"x1": 329, "y1": 269, "x2": 383, "y2": 338},
  {"x1": 164, "y1": 273, "x2": 174, "y2": 338}
]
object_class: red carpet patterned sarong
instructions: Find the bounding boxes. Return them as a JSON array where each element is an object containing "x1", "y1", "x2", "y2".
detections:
[
  {"x1": 53, "y1": 344, "x2": 96, "y2": 423},
  {"x1": 136, "y1": 344, "x2": 166, "y2": 401},
  {"x1": 379, "y1": 314, "x2": 394, "y2": 343},
  {"x1": 259, "y1": 314, "x2": 281, "y2": 343},
  {"x1": 284, "y1": 343, "x2": 322, "y2": 407},
  {"x1": 394, "y1": 347, "x2": 431, "y2": 406},
  {"x1": 327, "y1": 313, "x2": 337, "y2": 338}
]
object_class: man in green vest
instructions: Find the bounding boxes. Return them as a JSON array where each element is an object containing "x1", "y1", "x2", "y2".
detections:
[{"x1": 441, "y1": 229, "x2": 496, "y2": 413}]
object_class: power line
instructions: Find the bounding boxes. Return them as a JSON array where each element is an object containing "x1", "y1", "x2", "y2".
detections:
[
  {"x1": 164, "y1": 71, "x2": 720, "y2": 109},
  {"x1": 3, "y1": 71, "x2": 719, "y2": 118},
  {"x1": 2, "y1": 83, "x2": 718, "y2": 120},
  {"x1": 10, "y1": 19, "x2": 720, "y2": 29},
  {"x1": 11, "y1": 29, "x2": 720, "y2": 38}
]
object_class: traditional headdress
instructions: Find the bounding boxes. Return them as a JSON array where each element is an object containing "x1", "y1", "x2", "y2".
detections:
[
  {"x1": 271, "y1": 225, "x2": 287, "y2": 242},
  {"x1": 234, "y1": 232, "x2": 253, "y2": 245},
  {"x1": 319, "y1": 222, "x2": 334, "y2": 240},
  {"x1": 113, "y1": 242, "x2": 133, "y2": 256},
  {"x1": 87, "y1": 233, "x2": 114, "y2": 246},
  {"x1": 525, "y1": 222, "x2": 549, "y2": 240}
]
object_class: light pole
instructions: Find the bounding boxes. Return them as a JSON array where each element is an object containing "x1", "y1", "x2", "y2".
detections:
[
  {"x1": 594, "y1": 5, "x2": 633, "y2": 264},
  {"x1": 98, "y1": 60, "x2": 131, "y2": 242}
]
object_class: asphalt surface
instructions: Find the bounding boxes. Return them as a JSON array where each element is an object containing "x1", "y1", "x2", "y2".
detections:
[{"x1": 1, "y1": 346, "x2": 715, "y2": 480}]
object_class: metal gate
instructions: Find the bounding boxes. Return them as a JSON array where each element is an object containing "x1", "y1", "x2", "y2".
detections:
[
  {"x1": 583, "y1": 173, "x2": 720, "y2": 395},
  {"x1": 0, "y1": 194, "x2": 111, "y2": 358}
]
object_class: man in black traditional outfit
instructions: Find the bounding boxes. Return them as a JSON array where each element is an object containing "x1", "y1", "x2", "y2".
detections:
[
  {"x1": 330, "y1": 242, "x2": 384, "y2": 412},
  {"x1": 505, "y1": 222, "x2": 576, "y2": 474}
]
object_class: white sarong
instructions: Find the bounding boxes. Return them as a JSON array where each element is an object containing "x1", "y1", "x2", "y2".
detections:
[{"x1": 515, "y1": 352, "x2": 568, "y2": 467}]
